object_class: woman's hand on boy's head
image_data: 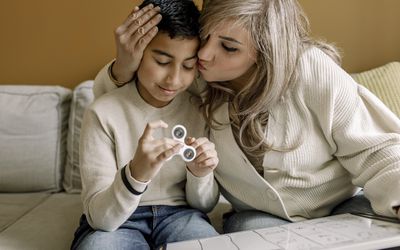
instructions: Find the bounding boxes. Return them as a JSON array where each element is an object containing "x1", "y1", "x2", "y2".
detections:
[
  {"x1": 112, "y1": 4, "x2": 162, "y2": 83},
  {"x1": 129, "y1": 120, "x2": 182, "y2": 182},
  {"x1": 186, "y1": 137, "x2": 219, "y2": 177}
]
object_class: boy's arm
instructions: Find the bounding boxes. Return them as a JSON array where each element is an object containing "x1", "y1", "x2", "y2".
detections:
[
  {"x1": 185, "y1": 171, "x2": 220, "y2": 213},
  {"x1": 184, "y1": 137, "x2": 220, "y2": 213},
  {"x1": 80, "y1": 108, "x2": 143, "y2": 231}
]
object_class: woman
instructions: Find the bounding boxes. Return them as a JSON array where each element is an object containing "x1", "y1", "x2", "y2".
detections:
[{"x1": 94, "y1": 0, "x2": 400, "y2": 233}]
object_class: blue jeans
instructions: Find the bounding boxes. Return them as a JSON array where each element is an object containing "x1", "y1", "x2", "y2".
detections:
[
  {"x1": 71, "y1": 205, "x2": 218, "y2": 250},
  {"x1": 223, "y1": 192, "x2": 374, "y2": 233}
]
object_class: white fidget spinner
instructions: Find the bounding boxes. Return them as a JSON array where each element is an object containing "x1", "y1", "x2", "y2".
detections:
[{"x1": 167, "y1": 125, "x2": 196, "y2": 162}]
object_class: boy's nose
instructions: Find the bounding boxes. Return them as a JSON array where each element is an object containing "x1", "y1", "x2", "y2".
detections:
[{"x1": 166, "y1": 69, "x2": 180, "y2": 86}]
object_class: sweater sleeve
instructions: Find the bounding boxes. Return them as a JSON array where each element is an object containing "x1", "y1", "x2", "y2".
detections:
[
  {"x1": 79, "y1": 108, "x2": 143, "y2": 231},
  {"x1": 92, "y1": 61, "x2": 119, "y2": 100},
  {"x1": 332, "y1": 82, "x2": 400, "y2": 217},
  {"x1": 185, "y1": 170, "x2": 219, "y2": 213}
]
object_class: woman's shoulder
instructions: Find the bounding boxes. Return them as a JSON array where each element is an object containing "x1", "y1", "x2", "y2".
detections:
[{"x1": 296, "y1": 47, "x2": 357, "y2": 96}]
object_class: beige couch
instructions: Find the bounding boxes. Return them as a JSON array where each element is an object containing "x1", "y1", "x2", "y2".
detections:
[
  {"x1": 0, "y1": 61, "x2": 399, "y2": 250},
  {"x1": 0, "y1": 80, "x2": 230, "y2": 250}
]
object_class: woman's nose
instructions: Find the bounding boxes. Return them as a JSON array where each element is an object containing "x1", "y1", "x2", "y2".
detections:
[{"x1": 198, "y1": 39, "x2": 214, "y2": 62}]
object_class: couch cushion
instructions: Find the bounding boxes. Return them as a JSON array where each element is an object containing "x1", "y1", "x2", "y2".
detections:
[
  {"x1": 0, "y1": 193, "x2": 51, "y2": 232},
  {"x1": 352, "y1": 62, "x2": 400, "y2": 117},
  {"x1": 63, "y1": 81, "x2": 94, "y2": 193},
  {"x1": 0, "y1": 193, "x2": 82, "y2": 250},
  {"x1": 0, "y1": 85, "x2": 71, "y2": 192}
]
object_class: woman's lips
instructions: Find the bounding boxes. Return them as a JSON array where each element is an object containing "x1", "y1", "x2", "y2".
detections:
[{"x1": 197, "y1": 61, "x2": 206, "y2": 71}]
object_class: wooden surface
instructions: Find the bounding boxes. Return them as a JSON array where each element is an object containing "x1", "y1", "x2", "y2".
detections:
[{"x1": 0, "y1": 0, "x2": 399, "y2": 88}]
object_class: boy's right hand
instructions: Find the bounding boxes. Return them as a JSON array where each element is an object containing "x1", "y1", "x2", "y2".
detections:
[
  {"x1": 112, "y1": 4, "x2": 162, "y2": 83},
  {"x1": 129, "y1": 120, "x2": 183, "y2": 182}
]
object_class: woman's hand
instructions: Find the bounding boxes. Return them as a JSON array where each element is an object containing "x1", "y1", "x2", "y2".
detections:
[
  {"x1": 129, "y1": 120, "x2": 182, "y2": 182},
  {"x1": 186, "y1": 137, "x2": 219, "y2": 177},
  {"x1": 112, "y1": 4, "x2": 162, "y2": 83}
]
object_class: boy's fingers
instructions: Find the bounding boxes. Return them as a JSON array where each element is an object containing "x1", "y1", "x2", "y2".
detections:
[
  {"x1": 156, "y1": 144, "x2": 183, "y2": 162},
  {"x1": 185, "y1": 137, "x2": 196, "y2": 145},
  {"x1": 141, "y1": 120, "x2": 168, "y2": 140},
  {"x1": 152, "y1": 138, "x2": 181, "y2": 149},
  {"x1": 197, "y1": 158, "x2": 218, "y2": 170},
  {"x1": 190, "y1": 137, "x2": 209, "y2": 148},
  {"x1": 194, "y1": 149, "x2": 217, "y2": 163}
]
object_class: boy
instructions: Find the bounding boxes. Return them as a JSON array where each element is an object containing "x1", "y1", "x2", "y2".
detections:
[{"x1": 71, "y1": 1, "x2": 219, "y2": 249}]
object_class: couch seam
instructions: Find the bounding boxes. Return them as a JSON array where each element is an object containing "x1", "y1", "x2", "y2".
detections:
[{"x1": 0, "y1": 195, "x2": 51, "y2": 233}]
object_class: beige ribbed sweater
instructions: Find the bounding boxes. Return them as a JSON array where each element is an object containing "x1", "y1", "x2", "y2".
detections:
[
  {"x1": 209, "y1": 48, "x2": 400, "y2": 221},
  {"x1": 93, "y1": 47, "x2": 400, "y2": 222},
  {"x1": 80, "y1": 82, "x2": 218, "y2": 231}
]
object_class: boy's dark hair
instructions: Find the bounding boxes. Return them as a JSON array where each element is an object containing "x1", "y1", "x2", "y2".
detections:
[{"x1": 139, "y1": 0, "x2": 200, "y2": 39}]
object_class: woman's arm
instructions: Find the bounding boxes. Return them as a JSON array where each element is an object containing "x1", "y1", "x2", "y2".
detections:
[{"x1": 333, "y1": 83, "x2": 400, "y2": 218}]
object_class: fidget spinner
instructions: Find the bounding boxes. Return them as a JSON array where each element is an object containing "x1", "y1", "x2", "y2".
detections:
[{"x1": 168, "y1": 125, "x2": 196, "y2": 162}]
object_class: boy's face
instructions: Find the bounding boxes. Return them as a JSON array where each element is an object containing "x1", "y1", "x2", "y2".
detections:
[{"x1": 137, "y1": 32, "x2": 199, "y2": 107}]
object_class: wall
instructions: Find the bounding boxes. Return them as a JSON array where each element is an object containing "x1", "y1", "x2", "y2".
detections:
[{"x1": 0, "y1": 0, "x2": 399, "y2": 89}]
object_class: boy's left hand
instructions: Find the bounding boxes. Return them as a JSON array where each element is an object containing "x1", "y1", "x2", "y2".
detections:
[{"x1": 185, "y1": 137, "x2": 218, "y2": 177}]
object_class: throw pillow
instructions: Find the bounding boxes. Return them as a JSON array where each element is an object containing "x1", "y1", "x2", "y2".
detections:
[
  {"x1": 0, "y1": 85, "x2": 71, "y2": 192},
  {"x1": 63, "y1": 81, "x2": 94, "y2": 193},
  {"x1": 352, "y1": 62, "x2": 400, "y2": 117}
]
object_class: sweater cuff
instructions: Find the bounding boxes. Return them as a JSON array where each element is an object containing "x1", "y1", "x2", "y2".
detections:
[{"x1": 122, "y1": 165, "x2": 149, "y2": 195}]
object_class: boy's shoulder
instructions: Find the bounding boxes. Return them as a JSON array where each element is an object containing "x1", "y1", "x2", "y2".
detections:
[{"x1": 87, "y1": 83, "x2": 135, "y2": 114}]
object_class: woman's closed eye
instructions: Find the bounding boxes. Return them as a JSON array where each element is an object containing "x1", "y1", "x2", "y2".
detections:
[{"x1": 222, "y1": 43, "x2": 238, "y2": 52}]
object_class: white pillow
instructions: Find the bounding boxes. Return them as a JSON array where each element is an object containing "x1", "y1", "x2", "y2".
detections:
[
  {"x1": 0, "y1": 85, "x2": 71, "y2": 192},
  {"x1": 63, "y1": 81, "x2": 94, "y2": 193}
]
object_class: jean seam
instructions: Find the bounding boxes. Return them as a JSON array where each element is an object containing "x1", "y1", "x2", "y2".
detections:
[{"x1": 152, "y1": 206, "x2": 157, "y2": 230}]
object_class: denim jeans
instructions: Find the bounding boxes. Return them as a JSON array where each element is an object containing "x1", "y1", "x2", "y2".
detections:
[
  {"x1": 223, "y1": 191, "x2": 374, "y2": 233},
  {"x1": 71, "y1": 205, "x2": 218, "y2": 250}
]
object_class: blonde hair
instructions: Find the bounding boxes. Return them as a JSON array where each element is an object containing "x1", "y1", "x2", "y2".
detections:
[{"x1": 200, "y1": 0, "x2": 341, "y2": 156}]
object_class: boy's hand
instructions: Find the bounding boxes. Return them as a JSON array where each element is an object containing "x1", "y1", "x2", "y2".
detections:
[
  {"x1": 186, "y1": 137, "x2": 219, "y2": 177},
  {"x1": 129, "y1": 120, "x2": 182, "y2": 182},
  {"x1": 112, "y1": 4, "x2": 162, "y2": 83}
]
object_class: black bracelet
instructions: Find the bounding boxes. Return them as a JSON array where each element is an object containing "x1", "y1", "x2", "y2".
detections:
[{"x1": 121, "y1": 165, "x2": 147, "y2": 195}]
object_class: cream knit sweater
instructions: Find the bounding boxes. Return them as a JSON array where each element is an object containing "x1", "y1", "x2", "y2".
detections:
[
  {"x1": 80, "y1": 81, "x2": 218, "y2": 231},
  {"x1": 93, "y1": 47, "x2": 400, "y2": 222},
  {"x1": 210, "y1": 48, "x2": 400, "y2": 221}
]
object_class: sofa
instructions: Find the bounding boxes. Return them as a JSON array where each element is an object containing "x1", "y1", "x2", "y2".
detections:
[{"x1": 0, "y1": 62, "x2": 399, "y2": 250}]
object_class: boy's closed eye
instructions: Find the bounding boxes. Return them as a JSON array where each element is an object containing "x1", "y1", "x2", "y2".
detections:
[
  {"x1": 182, "y1": 58, "x2": 197, "y2": 70},
  {"x1": 153, "y1": 56, "x2": 197, "y2": 70}
]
